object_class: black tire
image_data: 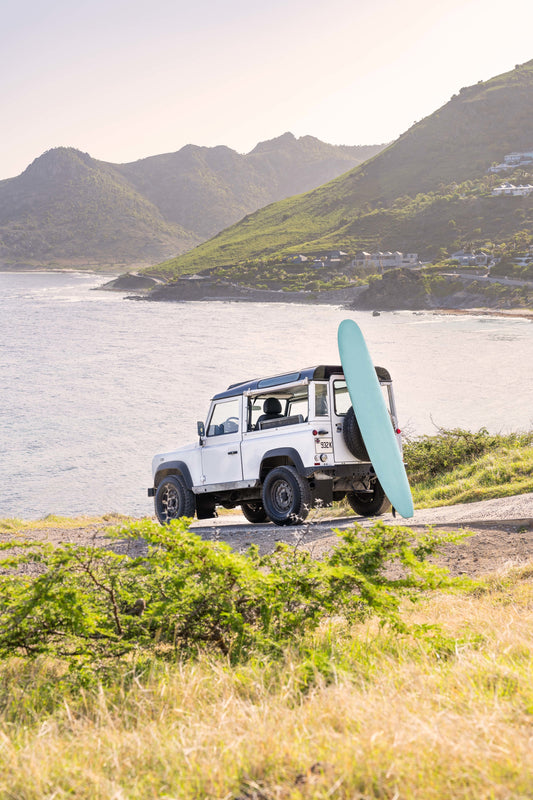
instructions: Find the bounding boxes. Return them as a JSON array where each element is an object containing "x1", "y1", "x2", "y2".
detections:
[
  {"x1": 346, "y1": 479, "x2": 391, "y2": 517},
  {"x1": 155, "y1": 475, "x2": 196, "y2": 524},
  {"x1": 343, "y1": 406, "x2": 369, "y2": 461},
  {"x1": 240, "y1": 501, "x2": 268, "y2": 524},
  {"x1": 262, "y1": 466, "x2": 311, "y2": 526}
]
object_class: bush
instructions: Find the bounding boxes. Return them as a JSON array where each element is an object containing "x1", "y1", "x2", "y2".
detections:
[
  {"x1": 404, "y1": 426, "x2": 533, "y2": 483},
  {"x1": 0, "y1": 520, "x2": 462, "y2": 669}
]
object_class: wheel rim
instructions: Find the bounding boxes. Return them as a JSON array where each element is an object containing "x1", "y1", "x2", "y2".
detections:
[
  {"x1": 162, "y1": 484, "x2": 180, "y2": 518},
  {"x1": 271, "y1": 478, "x2": 294, "y2": 513},
  {"x1": 351, "y1": 491, "x2": 373, "y2": 506}
]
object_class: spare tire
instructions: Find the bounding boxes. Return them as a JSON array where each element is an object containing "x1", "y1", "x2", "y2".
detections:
[{"x1": 343, "y1": 406, "x2": 369, "y2": 461}]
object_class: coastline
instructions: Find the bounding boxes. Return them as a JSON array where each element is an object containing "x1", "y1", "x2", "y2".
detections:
[
  {"x1": 4, "y1": 269, "x2": 532, "y2": 319},
  {"x1": 434, "y1": 307, "x2": 533, "y2": 321}
]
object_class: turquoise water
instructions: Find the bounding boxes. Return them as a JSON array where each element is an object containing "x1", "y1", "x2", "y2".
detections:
[{"x1": 1, "y1": 271, "x2": 532, "y2": 518}]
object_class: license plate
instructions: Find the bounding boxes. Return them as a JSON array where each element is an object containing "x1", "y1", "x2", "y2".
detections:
[{"x1": 316, "y1": 438, "x2": 333, "y2": 452}]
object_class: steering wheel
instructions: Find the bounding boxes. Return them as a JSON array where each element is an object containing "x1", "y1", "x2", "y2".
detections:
[{"x1": 224, "y1": 416, "x2": 240, "y2": 432}]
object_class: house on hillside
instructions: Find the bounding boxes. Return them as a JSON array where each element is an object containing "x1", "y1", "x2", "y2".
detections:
[
  {"x1": 328, "y1": 250, "x2": 347, "y2": 260},
  {"x1": 491, "y1": 182, "x2": 533, "y2": 197},
  {"x1": 352, "y1": 251, "x2": 419, "y2": 271},
  {"x1": 450, "y1": 250, "x2": 489, "y2": 266},
  {"x1": 513, "y1": 254, "x2": 533, "y2": 266},
  {"x1": 488, "y1": 151, "x2": 533, "y2": 173},
  {"x1": 504, "y1": 152, "x2": 533, "y2": 166}
]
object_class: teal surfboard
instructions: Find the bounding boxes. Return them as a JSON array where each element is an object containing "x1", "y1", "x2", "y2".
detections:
[{"x1": 338, "y1": 319, "x2": 414, "y2": 519}]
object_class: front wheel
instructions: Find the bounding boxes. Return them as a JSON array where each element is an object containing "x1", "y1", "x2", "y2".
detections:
[
  {"x1": 240, "y1": 501, "x2": 269, "y2": 524},
  {"x1": 262, "y1": 466, "x2": 311, "y2": 526},
  {"x1": 155, "y1": 475, "x2": 196, "y2": 524},
  {"x1": 346, "y1": 479, "x2": 391, "y2": 517}
]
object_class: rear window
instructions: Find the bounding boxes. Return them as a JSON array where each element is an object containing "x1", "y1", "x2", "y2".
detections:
[{"x1": 333, "y1": 380, "x2": 351, "y2": 416}]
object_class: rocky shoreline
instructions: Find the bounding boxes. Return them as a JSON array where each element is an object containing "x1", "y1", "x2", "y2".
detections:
[{"x1": 100, "y1": 271, "x2": 533, "y2": 319}]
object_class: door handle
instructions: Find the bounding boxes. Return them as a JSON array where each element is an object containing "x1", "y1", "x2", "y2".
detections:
[{"x1": 227, "y1": 450, "x2": 238, "y2": 455}]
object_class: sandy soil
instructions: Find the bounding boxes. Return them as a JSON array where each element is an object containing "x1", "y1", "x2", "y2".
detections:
[{"x1": 3, "y1": 494, "x2": 532, "y2": 578}]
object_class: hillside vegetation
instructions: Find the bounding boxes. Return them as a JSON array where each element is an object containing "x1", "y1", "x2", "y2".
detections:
[
  {"x1": 152, "y1": 59, "x2": 533, "y2": 279},
  {"x1": 404, "y1": 427, "x2": 533, "y2": 506},
  {"x1": 0, "y1": 136, "x2": 384, "y2": 268},
  {"x1": 0, "y1": 149, "x2": 193, "y2": 268}
]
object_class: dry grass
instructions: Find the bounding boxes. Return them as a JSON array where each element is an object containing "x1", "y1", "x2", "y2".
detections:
[
  {"x1": 0, "y1": 513, "x2": 132, "y2": 535},
  {"x1": 1, "y1": 564, "x2": 533, "y2": 798}
]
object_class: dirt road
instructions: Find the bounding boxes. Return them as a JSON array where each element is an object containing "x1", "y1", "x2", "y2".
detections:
[{"x1": 4, "y1": 494, "x2": 532, "y2": 578}]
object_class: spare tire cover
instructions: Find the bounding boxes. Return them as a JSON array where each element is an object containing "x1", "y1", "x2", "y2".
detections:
[{"x1": 343, "y1": 406, "x2": 369, "y2": 460}]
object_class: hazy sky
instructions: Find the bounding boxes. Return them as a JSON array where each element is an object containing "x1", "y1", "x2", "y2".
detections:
[{"x1": 2, "y1": 0, "x2": 532, "y2": 179}]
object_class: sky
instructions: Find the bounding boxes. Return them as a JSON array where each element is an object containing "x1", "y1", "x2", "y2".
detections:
[{"x1": 2, "y1": 0, "x2": 533, "y2": 180}]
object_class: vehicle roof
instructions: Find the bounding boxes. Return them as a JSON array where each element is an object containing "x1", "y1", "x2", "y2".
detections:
[{"x1": 212, "y1": 364, "x2": 391, "y2": 400}]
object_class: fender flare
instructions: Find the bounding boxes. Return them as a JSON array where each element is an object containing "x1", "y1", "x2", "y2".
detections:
[
  {"x1": 154, "y1": 460, "x2": 194, "y2": 490},
  {"x1": 260, "y1": 447, "x2": 306, "y2": 477}
]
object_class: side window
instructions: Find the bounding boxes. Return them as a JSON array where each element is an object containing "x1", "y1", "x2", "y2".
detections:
[
  {"x1": 333, "y1": 380, "x2": 351, "y2": 416},
  {"x1": 247, "y1": 387, "x2": 308, "y2": 430},
  {"x1": 207, "y1": 398, "x2": 240, "y2": 436},
  {"x1": 287, "y1": 393, "x2": 308, "y2": 419},
  {"x1": 314, "y1": 383, "x2": 328, "y2": 416}
]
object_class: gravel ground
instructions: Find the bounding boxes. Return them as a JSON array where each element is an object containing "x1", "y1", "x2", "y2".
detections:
[{"x1": 2, "y1": 493, "x2": 532, "y2": 578}]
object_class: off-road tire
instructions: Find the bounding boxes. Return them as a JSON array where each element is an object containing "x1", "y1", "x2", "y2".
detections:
[
  {"x1": 155, "y1": 475, "x2": 196, "y2": 524},
  {"x1": 240, "y1": 501, "x2": 268, "y2": 524},
  {"x1": 343, "y1": 406, "x2": 369, "y2": 461},
  {"x1": 262, "y1": 465, "x2": 311, "y2": 526},
  {"x1": 346, "y1": 479, "x2": 391, "y2": 517}
]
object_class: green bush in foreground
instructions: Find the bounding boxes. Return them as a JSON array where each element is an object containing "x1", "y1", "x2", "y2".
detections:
[{"x1": 0, "y1": 520, "x2": 464, "y2": 670}]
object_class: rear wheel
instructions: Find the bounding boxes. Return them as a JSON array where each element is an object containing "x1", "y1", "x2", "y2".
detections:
[
  {"x1": 155, "y1": 475, "x2": 196, "y2": 524},
  {"x1": 240, "y1": 501, "x2": 268, "y2": 524},
  {"x1": 262, "y1": 466, "x2": 311, "y2": 526},
  {"x1": 346, "y1": 479, "x2": 391, "y2": 517}
]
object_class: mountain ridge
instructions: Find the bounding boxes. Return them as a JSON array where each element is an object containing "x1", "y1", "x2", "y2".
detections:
[{"x1": 0, "y1": 136, "x2": 385, "y2": 268}]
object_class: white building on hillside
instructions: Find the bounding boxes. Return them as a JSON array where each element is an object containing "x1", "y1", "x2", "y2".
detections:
[
  {"x1": 352, "y1": 251, "x2": 419, "y2": 270},
  {"x1": 492, "y1": 182, "x2": 533, "y2": 196},
  {"x1": 488, "y1": 151, "x2": 533, "y2": 173}
]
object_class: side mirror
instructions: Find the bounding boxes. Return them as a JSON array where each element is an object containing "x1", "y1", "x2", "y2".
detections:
[{"x1": 197, "y1": 420, "x2": 205, "y2": 442}]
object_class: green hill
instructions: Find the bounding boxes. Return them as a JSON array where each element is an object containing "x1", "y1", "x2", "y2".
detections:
[
  {"x1": 0, "y1": 148, "x2": 195, "y2": 268},
  {"x1": 0, "y1": 136, "x2": 384, "y2": 269},
  {"x1": 152, "y1": 60, "x2": 533, "y2": 278}
]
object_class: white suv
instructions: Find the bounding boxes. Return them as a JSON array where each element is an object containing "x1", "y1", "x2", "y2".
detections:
[{"x1": 148, "y1": 365, "x2": 403, "y2": 526}]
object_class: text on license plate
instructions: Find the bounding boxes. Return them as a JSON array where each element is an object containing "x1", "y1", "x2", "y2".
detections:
[{"x1": 315, "y1": 438, "x2": 333, "y2": 452}]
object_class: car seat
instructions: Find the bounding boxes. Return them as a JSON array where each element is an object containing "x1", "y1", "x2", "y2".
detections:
[{"x1": 256, "y1": 397, "x2": 283, "y2": 428}]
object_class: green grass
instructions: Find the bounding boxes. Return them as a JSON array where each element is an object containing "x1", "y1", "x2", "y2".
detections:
[
  {"x1": 1, "y1": 564, "x2": 533, "y2": 798},
  {"x1": 412, "y1": 444, "x2": 533, "y2": 507},
  {"x1": 405, "y1": 428, "x2": 533, "y2": 507}
]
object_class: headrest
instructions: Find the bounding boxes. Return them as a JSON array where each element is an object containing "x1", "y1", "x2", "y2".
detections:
[{"x1": 263, "y1": 397, "x2": 282, "y2": 414}]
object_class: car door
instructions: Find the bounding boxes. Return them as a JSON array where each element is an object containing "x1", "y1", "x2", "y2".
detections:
[
  {"x1": 200, "y1": 396, "x2": 243, "y2": 487},
  {"x1": 329, "y1": 376, "x2": 359, "y2": 463}
]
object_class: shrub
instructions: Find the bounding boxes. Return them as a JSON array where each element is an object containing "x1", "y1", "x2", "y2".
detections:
[
  {"x1": 404, "y1": 426, "x2": 533, "y2": 483},
  {"x1": 0, "y1": 520, "x2": 462, "y2": 669}
]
